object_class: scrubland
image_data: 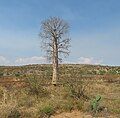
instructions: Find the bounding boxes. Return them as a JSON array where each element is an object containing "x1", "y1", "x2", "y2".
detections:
[{"x1": 0, "y1": 64, "x2": 119, "y2": 118}]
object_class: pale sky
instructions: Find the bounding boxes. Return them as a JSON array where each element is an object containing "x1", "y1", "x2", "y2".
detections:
[{"x1": 0, "y1": 0, "x2": 120, "y2": 66}]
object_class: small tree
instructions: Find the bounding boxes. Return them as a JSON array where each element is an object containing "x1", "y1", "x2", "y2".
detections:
[{"x1": 40, "y1": 17, "x2": 70, "y2": 85}]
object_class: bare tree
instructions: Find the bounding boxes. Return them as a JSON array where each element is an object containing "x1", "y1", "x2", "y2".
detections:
[{"x1": 40, "y1": 17, "x2": 70, "y2": 85}]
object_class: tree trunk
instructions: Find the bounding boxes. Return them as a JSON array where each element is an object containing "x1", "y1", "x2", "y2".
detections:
[{"x1": 52, "y1": 38, "x2": 58, "y2": 85}]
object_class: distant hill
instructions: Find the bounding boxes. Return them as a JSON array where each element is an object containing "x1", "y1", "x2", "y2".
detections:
[{"x1": 0, "y1": 64, "x2": 119, "y2": 83}]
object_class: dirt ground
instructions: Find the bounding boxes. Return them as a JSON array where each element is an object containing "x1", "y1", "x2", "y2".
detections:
[
  {"x1": 51, "y1": 111, "x2": 92, "y2": 118},
  {"x1": 51, "y1": 111, "x2": 117, "y2": 118}
]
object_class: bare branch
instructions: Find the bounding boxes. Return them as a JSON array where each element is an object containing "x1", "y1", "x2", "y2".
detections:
[
  {"x1": 39, "y1": 17, "x2": 71, "y2": 85},
  {"x1": 40, "y1": 17, "x2": 70, "y2": 62}
]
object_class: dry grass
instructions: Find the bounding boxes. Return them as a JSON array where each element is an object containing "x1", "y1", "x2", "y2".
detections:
[{"x1": 0, "y1": 64, "x2": 119, "y2": 117}]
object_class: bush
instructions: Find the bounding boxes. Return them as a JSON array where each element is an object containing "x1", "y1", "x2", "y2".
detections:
[
  {"x1": 0, "y1": 72, "x2": 3, "y2": 77},
  {"x1": 0, "y1": 86, "x2": 4, "y2": 98},
  {"x1": 39, "y1": 105, "x2": 55, "y2": 118},
  {"x1": 90, "y1": 95, "x2": 106, "y2": 116},
  {"x1": 18, "y1": 96, "x2": 35, "y2": 108},
  {"x1": 25, "y1": 76, "x2": 49, "y2": 98},
  {"x1": 98, "y1": 70, "x2": 106, "y2": 75},
  {"x1": 61, "y1": 101, "x2": 73, "y2": 112},
  {"x1": 8, "y1": 108, "x2": 21, "y2": 118},
  {"x1": 76, "y1": 101, "x2": 84, "y2": 111},
  {"x1": 111, "y1": 108, "x2": 120, "y2": 114},
  {"x1": 15, "y1": 73, "x2": 20, "y2": 77},
  {"x1": 64, "y1": 79, "x2": 89, "y2": 101}
]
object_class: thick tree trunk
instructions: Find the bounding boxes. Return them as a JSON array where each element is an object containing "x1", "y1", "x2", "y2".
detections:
[{"x1": 52, "y1": 38, "x2": 58, "y2": 85}]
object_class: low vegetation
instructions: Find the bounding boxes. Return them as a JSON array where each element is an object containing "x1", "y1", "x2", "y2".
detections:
[{"x1": 0, "y1": 64, "x2": 119, "y2": 117}]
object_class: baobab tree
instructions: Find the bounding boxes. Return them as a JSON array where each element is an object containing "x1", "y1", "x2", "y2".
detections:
[{"x1": 40, "y1": 17, "x2": 70, "y2": 85}]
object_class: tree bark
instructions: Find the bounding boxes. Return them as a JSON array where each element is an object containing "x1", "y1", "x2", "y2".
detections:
[{"x1": 52, "y1": 37, "x2": 58, "y2": 85}]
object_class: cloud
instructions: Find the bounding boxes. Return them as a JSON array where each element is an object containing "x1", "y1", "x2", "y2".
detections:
[
  {"x1": 15, "y1": 56, "x2": 46, "y2": 65},
  {"x1": 0, "y1": 56, "x2": 103, "y2": 66},
  {"x1": 62, "y1": 61, "x2": 75, "y2": 64},
  {"x1": 78, "y1": 57, "x2": 103, "y2": 65},
  {"x1": 62, "y1": 57, "x2": 103, "y2": 65},
  {"x1": 0, "y1": 56, "x2": 10, "y2": 65},
  {"x1": 0, "y1": 56, "x2": 47, "y2": 66}
]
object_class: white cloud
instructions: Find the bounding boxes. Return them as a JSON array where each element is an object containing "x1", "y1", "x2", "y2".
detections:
[
  {"x1": 62, "y1": 61, "x2": 75, "y2": 64},
  {"x1": 78, "y1": 57, "x2": 103, "y2": 65},
  {"x1": 0, "y1": 56, "x2": 10, "y2": 65},
  {"x1": 62, "y1": 57, "x2": 103, "y2": 65},
  {"x1": 0, "y1": 56, "x2": 103, "y2": 66},
  {"x1": 15, "y1": 56, "x2": 46, "y2": 65},
  {"x1": 0, "y1": 56, "x2": 47, "y2": 66}
]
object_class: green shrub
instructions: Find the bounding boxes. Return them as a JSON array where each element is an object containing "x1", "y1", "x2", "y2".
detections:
[
  {"x1": 8, "y1": 108, "x2": 21, "y2": 118},
  {"x1": 61, "y1": 101, "x2": 73, "y2": 112},
  {"x1": 76, "y1": 101, "x2": 84, "y2": 111},
  {"x1": 64, "y1": 79, "x2": 89, "y2": 101},
  {"x1": 21, "y1": 112, "x2": 32, "y2": 118},
  {"x1": 111, "y1": 108, "x2": 120, "y2": 114},
  {"x1": 39, "y1": 105, "x2": 55, "y2": 118},
  {"x1": 98, "y1": 70, "x2": 106, "y2": 75},
  {"x1": 15, "y1": 73, "x2": 20, "y2": 77},
  {"x1": 25, "y1": 76, "x2": 49, "y2": 98},
  {"x1": 108, "y1": 70, "x2": 117, "y2": 74},
  {"x1": 0, "y1": 72, "x2": 3, "y2": 77},
  {"x1": 90, "y1": 95, "x2": 102, "y2": 114}
]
